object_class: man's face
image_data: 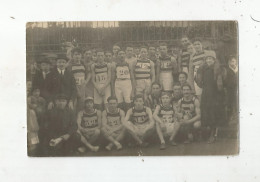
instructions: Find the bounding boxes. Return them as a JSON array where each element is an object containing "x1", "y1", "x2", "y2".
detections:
[
  {"x1": 187, "y1": 45, "x2": 194, "y2": 54},
  {"x1": 84, "y1": 51, "x2": 92, "y2": 60},
  {"x1": 97, "y1": 52, "x2": 105, "y2": 62},
  {"x1": 160, "y1": 46, "x2": 168, "y2": 56},
  {"x1": 32, "y1": 89, "x2": 40, "y2": 97},
  {"x1": 56, "y1": 59, "x2": 67, "y2": 70},
  {"x1": 92, "y1": 52, "x2": 97, "y2": 61},
  {"x1": 118, "y1": 51, "x2": 126, "y2": 61},
  {"x1": 151, "y1": 84, "x2": 161, "y2": 96},
  {"x1": 126, "y1": 47, "x2": 133, "y2": 58},
  {"x1": 206, "y1": 56, "x2": 215, "y2": 66},
  {"x1": 148, "y1": 47, "x2": 156, "y2": 56},
  {"x1": 55, "y1": 99, "x2": 67, "y2": 109},
  {"x1": 181, "y1": 37, "x2": 190, "y2": 47},
  {"x1": 173, "y1": 85, "x2": 182, "y2": 97},
  {"x1": 140, "y1": 48, "x2": 148, "y2": 59},
  {"x1": 108, "y1": 100, "x2": 118, "y2": 111},
  {"x1": 105, "y1": 52, "x2": 113, "y2": 62},
  {"x1": 193, "y1": 41, "x2": 202, "y2": 53},
  {"x1": 27, "y1": 81, "x2": 32, "y2": 95},
  {"x1": 134, "y1": 47, "x2": 140, "y2": 55},
  {"x1": 134, "y1": 98, "x2": 144, "y2": 109},
  {"x1": 182, "y1": 86, "x2": 191, "y2": 97},
  {"x1": 85, "y1": 100, "x2": 94, "y2": 110},
  {"x1": 161, "y1": 94, "x2": 171, "y2": 106},
  {"x1": 72, "y1": 52, "x2": 82, "y2": 63},
  {"x1": 229, "y1": 58, "x2": 237, "y2": 68},
  {"x1": 113, "y1": 46, "x2": 120, "y2": 55},
  {"x1": 40, "y1": 62, "x2": 50, "y2": 72},
  {"x1": 179, "y1": 74, "x2": 187, "y2": 85}
]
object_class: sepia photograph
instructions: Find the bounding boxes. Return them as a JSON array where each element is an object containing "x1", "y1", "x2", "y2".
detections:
[{"x1": 26, "y1": 21, "x2": 239, "y2": 157}]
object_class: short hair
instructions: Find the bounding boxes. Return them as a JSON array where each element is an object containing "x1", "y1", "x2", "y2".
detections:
[
  {"x1": 161, "y1": 91, "x2": 172, "y2": 98},
  {"x1": 71, "y1": 47, "x2": 82, "y2": 56},
  {"x1": 107, "y1": 96, "x2": 118, "y2": 102},
  {"x1": 134, "y1": 94, "x2": 144, "y2": 101},
  {"x1": 159, "y1": 42, "x2": 168, "y2": 47},
  {"x1": 181, "y1": 83, "x2": 192, "y2": 90},
  {"x1": 173, "y1": 82, "x2": 182, "y2": 88},
  {"x1": 140, "y1": 46, "x2": 148, "y2": 50},
  {"x1": 179, "y1": 72, "x2": 188, "y2": 79},
  {"x1": 228, "y1": 55, "x2": 237, "y2": 62},
  {"x1": 181, "y1": 35, "x2": 189, "y2": 40},
  {"x1": 125, "y1": 44, "x2": 134, "y2": 49},
  {"x1": 96, "y1": 48, "x2": 104, "y2": 53},
  {"x1": 152, "y1": 82, "x2": 161, "y2": 88}
]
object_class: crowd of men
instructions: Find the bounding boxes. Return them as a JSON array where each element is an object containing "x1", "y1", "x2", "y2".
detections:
[{"x1": 27, "y1": 36, "x2": 238, "y2": 156}]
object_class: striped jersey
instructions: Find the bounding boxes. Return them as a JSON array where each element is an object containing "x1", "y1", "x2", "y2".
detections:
[
  {"x1": 159, "y1": 104, "x2": 175, "y2": 124},
  {"x1": 131, "y1": 106, "x2": 149, "y2": 125},
  {"x1": 192, "y1": 51, "x2": 206, "y2": 74},
  {"x1": 71, "y1": 63, "x2": 86, "y2": 86},
  {"x1": 115, "y1": 62, "x2": 131, "y2": 80},
  {"x1": 81, "y1": 109, "x2": 98, "y2": 129},
  {"x1": 180, "y1": 97, "x2": 196, "y2": 118},
  {"x1": 134, "y1": 59, "x2": 152, "y2": 79},
  {"x1": 106, "y1": 108, "x2": 121, "y2": 127},
  {"x1": 94, "y1": 63, "x2": 108, "y2": 84},
  {"x1": 181, "y1": 49, "x2": 190, "y2": 70}
]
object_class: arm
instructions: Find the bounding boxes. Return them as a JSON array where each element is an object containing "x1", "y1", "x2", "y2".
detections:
[
  {"x1": 176, "y1": 100, "x2": 183, "y2": 120},
  {"x1": 123, "y1": 108, "x2": 132, "y2": 126},
  {"x1": 171, "y1": 57, "x2": 178, "y2": 76},
  {"x1": 150, "y1": 61, "x2": 155, "y2": 83},
  {"x1": 130, "y1": 61, "x2": 136, "y2": 97},
  {"x1": 156, "y1": 59, "x2": 160, "y2": 82},
  {"x1": 103, "y1": 63, "x2": 112, "y2": 88},
  {"x1": 153, "y1": 105, "x2": 163, "y2": 124},
  {"x1": 91, "y1": 64, "x2": 99, "y2": 90},
  {"x1": 76, "y1": 111, "x2": 87, "y2": 133},
  {"x1": 184, "y1": 99, "x2": 201, "y2": 125},
  {"x1": 97, "y1": 110, "x2": 102, "y2": 128},
  {"x1": 146, "y1": 107, "x2": 155, "y2": 129},
  {"x1": 101, "y1": 110, "x2": 108, "y2": 129},
  {"x1": 111, "y1": 62, "x2": 116, "y2": 96},
  {"x1": 84, "y1": 64, "x2": 92, "y2": 85}
]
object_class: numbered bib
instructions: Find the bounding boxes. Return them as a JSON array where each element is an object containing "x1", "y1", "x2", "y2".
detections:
[
  {"x1": 107, "y1": 116, "x2": 121, "y2": 127},
  {"x1": 116, "y1": 66, "x2": 130, "y2": 79},
  {"x1": 96, "y1": 72, "x2": 107, "y2": 84}
]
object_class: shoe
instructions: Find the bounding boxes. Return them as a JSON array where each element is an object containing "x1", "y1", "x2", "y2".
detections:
[
  {"x1": 207, "y1": 136, "x2": 216, "y2": 144},
  {"x1": 170, "y1": 140, "x2": 178, "y2": 146},
  {"x1": 105, "y1": 145, "x2": 112, "y2": 151},
  {"x1": 91, "y1": 146, "x2": 100, "y2": 152},
  {"x1": 160, "y1": 143, "x2": 166, "y2": 150},
  {"x1": 78, "y1": 146, "x2": 86, "y2": 153},
  {"x1": 114, "y1": 141, "x2": 123, "y2": 150}
]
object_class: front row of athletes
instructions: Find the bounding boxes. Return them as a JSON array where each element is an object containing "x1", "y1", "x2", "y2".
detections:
[{"x1": 46, "y1": 83, "x2": 200, "y2": 155}]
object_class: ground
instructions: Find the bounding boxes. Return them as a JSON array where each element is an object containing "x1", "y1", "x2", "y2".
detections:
[{"x1": 76, "y1": 138, "x2": 238, "y2": 157}]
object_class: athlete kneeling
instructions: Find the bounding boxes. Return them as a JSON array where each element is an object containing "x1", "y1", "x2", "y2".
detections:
[
  {"x1": 153, "y1": 92, "x2": 181, "y2": 150},
  {"x1": 101, "y1": 96, "x2": 125, "y2": 151},
  {"x1": 123, "y1": 94, "x2": 155, "y2": 147},
  {"x1": 76, "y1": 97, "x2": 102, "y2": 153}
]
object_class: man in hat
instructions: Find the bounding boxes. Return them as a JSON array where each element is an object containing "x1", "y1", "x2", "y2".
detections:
[
  {"x1": 76, "y1": 97, "x2": 101, "y2": 153},
  {"x1": 44, "y1": 53, "x2": 58, "y2": 70},
  {"x1": 47, "y1": 54, "x2": 77, "y2": 111},
  {"x1": 43, "y1": 94, "x2": 78, "y2": 156}
]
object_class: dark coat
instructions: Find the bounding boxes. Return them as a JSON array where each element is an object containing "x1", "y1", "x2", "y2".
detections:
[
  {"x1": 47, "y1": 68, "x2": 77, "y2": 102},
  {"x1": 32, "y1": 70, "x2": 52, "y2": 100}
]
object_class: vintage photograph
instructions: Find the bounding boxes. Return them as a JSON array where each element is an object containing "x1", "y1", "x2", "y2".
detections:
[{"x1": 26, "y1": 21, "x2": 238, "y2": 156}]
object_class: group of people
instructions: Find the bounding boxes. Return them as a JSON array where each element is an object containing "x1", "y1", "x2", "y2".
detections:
[{"x1": 27, "y1": 36, "x2": 238, "y2": 156}]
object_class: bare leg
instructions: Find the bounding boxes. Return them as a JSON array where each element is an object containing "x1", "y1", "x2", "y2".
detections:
[
  {"x1": 124, "y1": 122, "x2": 142, "y2": 145},
  {"x1": 169, "y1": 122, "x2": 181, "y2": 142},
  {"x1": 156, "y1": 123, "x2": 165, "y2": 144},
  {"x1": 77, "y1": 131, "x2": 99, "y2": 152}
]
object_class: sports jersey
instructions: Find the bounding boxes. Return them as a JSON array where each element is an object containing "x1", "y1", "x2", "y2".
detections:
[
  {"x1": 106, "y1": 108, "x2": 121, "y2": 127},
  {"x1": 131, "y1": 107, "x2": 149, "y2": 125},
  {"x1": 146, "y1": 95, "x2": 161, "y2": 112},
  {"x1": 159, "y1": 56, "x2": 174, "y2": 72},
  {"x1": 192, "y1": 51, "x2": 205, "y2": 75},
  {"x1": 134, "y1": 59, "x2": 151, "y2": 79},
  {"x1": 115, "y1": 62, "x2": 131, "y2": 80},
  {"x1": 71, "y1": 63, "x2": 86, "y2": 86},
  {"x1": 94, "y1": 63, "x2": 108, "y2": 84},
  {"x1": 159, "y1": 104, "x2": 175, "y2": 124},
  {"x1": 181, "y1": 49, "x2": 190, "y2": 69},
  {"x1": 81, "y1": 109, "x2": 98, "y2": 129},
  {"x1": 180, "y1": 97, "x2": 196, "y2": 118}
]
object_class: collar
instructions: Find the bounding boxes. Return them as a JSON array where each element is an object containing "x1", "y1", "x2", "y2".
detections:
[{"x1": 229, "y1": 65, "x2": 238, "y2": 73}]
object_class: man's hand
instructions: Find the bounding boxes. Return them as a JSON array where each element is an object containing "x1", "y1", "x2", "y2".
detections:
[
  {"x1": 49, "y1": 137, "x2": 63, "y2": 147},
  {"x1": 68, "y1": 100, "x2": 74, "y2": 110},
  {"x1": 47, "y1": 102, "x2": 54, "y2": 110}
]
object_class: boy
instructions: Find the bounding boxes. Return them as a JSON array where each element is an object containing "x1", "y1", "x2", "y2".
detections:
[
  {"x1": 178, "y1": 72, "x2": 188, "y2": 86},
  {"x1": 111, "y1": 50, "x2": 134, "y2": 112},
  {"x1": 177, "y1": 84, "x2": 201, "y2": 143},
  {"x1": 83, "y1": 49, "x2": 94, "y2": 98},
  {"x1": 105, "y1": 51, "x2": 114, "y2": 64},
  {"x1": 76, "y1": 97, "x2": 101, "y2": 152},
  {"x1": 101, "y1": 96, "x2": 125, "y2": 151},
  {"x1": 179, "y1": 36, "x2": 191, "y2": 74},
  {"x1": 123, "y1": 94, "x2": 155, "y2": 147},
  {"x1": 132, "y1": 46, "x2": 155, "y2": 101},
  {"x1": 153, "y1": 92, "x2": 181, "y2": 149},
  {"x1": 156, "y1": 43, "x2": 178, "y2": 92},
  {"x1": 91, "y1": 49, "x2": 112, "y2": 110},
  {"x1": 125, "y1": 45, "x2": 137, "y2": 66},
  {"x1": 146, "y1": 82, "x2": 162, "y2": 112},
  {"x1": 172, "y1": 83, "x2": 182, "y2": 112}
]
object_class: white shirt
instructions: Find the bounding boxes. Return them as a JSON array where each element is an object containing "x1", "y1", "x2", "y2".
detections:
[{"x1": 57, "y1": 68, "x2": 65, "y2": 75}]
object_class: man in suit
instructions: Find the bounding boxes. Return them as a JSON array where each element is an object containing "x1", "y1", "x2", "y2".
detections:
[{"x1": 47, "y1": 54, "x2": 77, "y2": 111}]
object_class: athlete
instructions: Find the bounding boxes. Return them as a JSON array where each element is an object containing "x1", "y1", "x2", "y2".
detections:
[
  {"x1": 111, "y1": 50, "x2": 134, "y2": 111},
  {"x1": 132, "y1": 46, "x2": 155, "y2": 101},
  {"x1": 153, "y1": 92, "x2": 181, "y2": 149},
  {"x1": 101, "y1": 96, "x2": 125, "y2": 151},
  {"x1": 146, "y1": 82, "x2": 162, "y2": 113},
  {"x1": 177, "y1": 84, "x2": 201, "y2": 143},
  {"x1": 123, "y1": 94, "x2": 155, "y2": 147},
  {"x1": 178, "y1": 72, "x2": 189, "y2": 87},
  {"x1": 156, "y1": 43, "x2": 178, "y2": 92},
  {"x1": 105, "y1": 51, "x2": 114, "y2": 64},
  {"x1": 189, "y1": 40, "x2": 206, "y2": 101},
  {"x1": 76, "y1": 97, "x2": 101, "y2": 152},
  {"x1": 83, "y1": 49, "x2": 94, "y2": 98},
  {"x1": 91, "y1": 49, "x2": 112, "y2": 110},
  {"x1": 172, "y1": 83, "x2": 182, "y2": 112},
  {"x1": 179, "y1": 36, "x2": 191, "y2": 74}
]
